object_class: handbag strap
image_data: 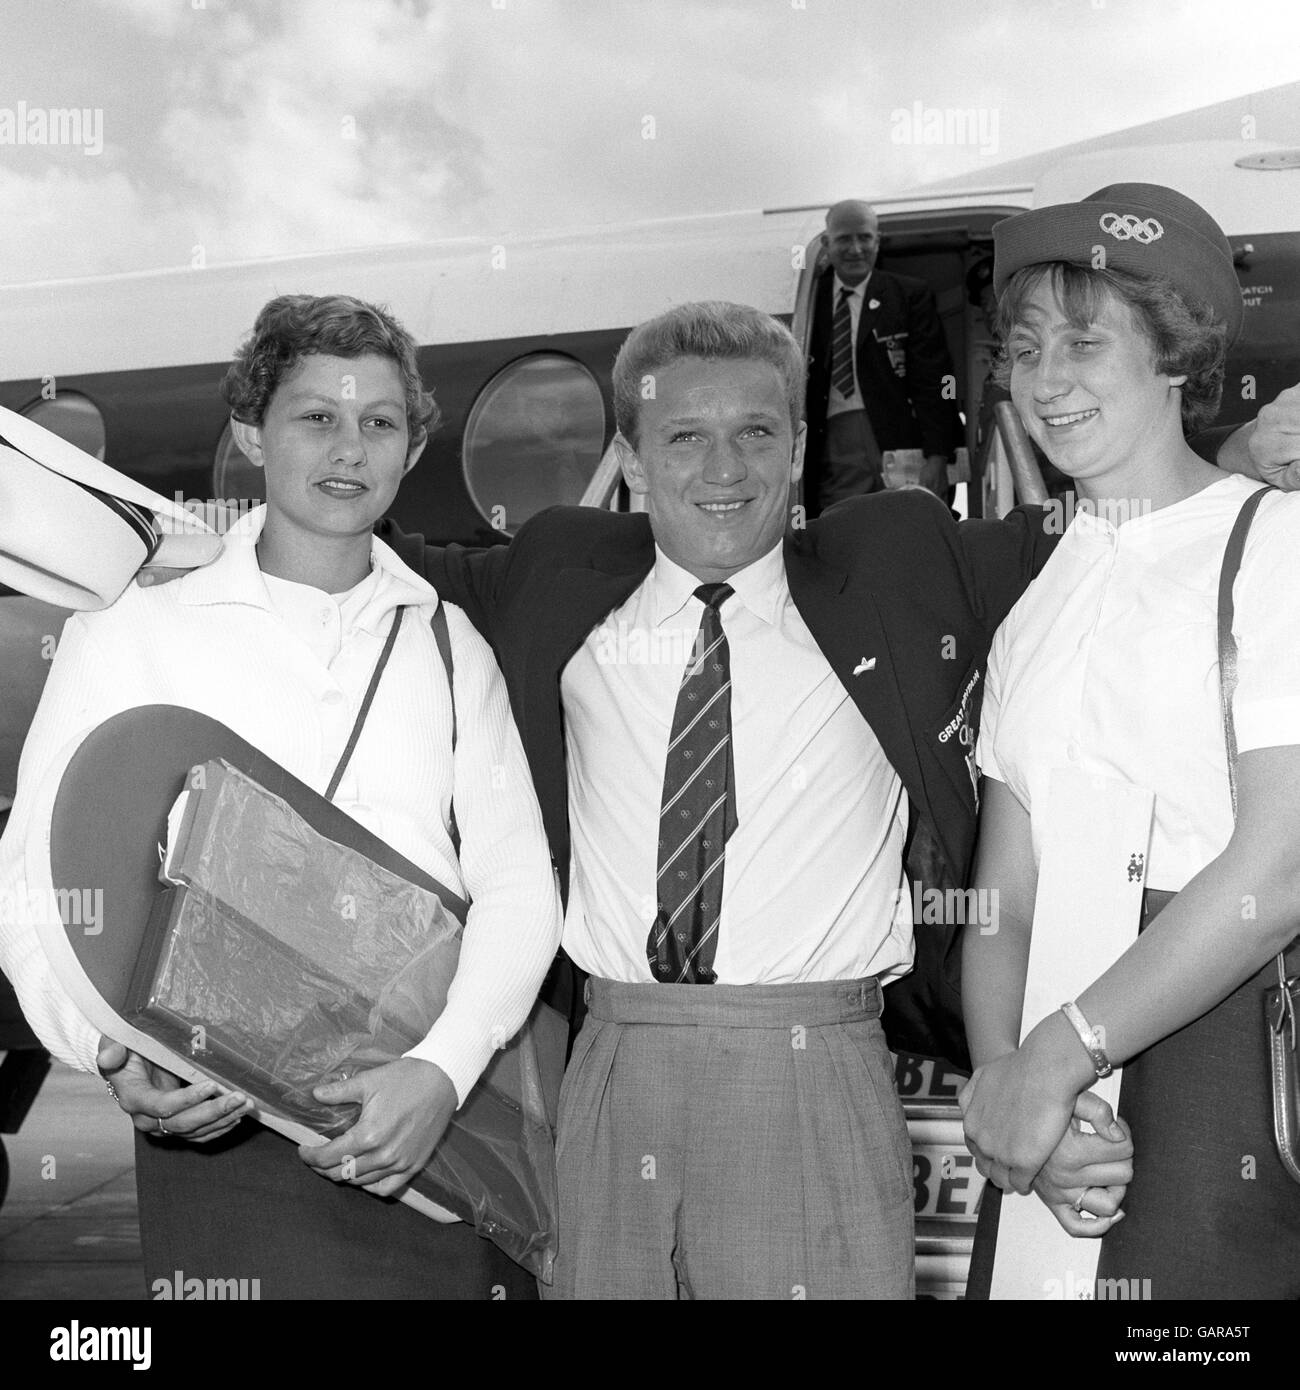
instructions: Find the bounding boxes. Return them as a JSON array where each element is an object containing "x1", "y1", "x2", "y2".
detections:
[
  {"x1": 428, "y1": 601, "x2": 461, "y2": 856},
  {"x1": 325, "y1": 605, "x2": 406, "y2": 801},
  {"x1": 323, "y1": 600, "x2": 460, "y2": 853},
  {"x1": 1215, "y1": 485, "x2": 1291, "y2": 991}
]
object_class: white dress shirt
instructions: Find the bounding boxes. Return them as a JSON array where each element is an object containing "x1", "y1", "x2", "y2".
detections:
[
  {"x1": 827, "y1": 274, "x2": 871, "y2": 419},
  {"x1": 560, "y1": 539, "x2": 914, "y2": 983},
  {"x1": 978, "y1": 476, "x2": 1300, "y2": 890},
  {"x1": 0, "y1": 506, "x2": 561, "y2": 1104}
]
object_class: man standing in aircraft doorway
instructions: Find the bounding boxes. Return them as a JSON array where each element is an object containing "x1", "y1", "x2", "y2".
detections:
[{"x1": 804, "y1": 200, "x2": 964, "y2": 514}]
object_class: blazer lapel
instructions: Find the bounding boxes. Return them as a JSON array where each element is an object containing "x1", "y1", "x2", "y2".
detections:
[
  {"x1": 857, "y1": 275, "x2": 882, "y2": 347},
  {"x1": 783, "y1": 535, "x2": 928, "y2": 813}
]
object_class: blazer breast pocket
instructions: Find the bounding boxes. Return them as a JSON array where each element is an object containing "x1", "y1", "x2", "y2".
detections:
[{"x1": 873, "y1": 329, "x2": 909, "y2": 378}]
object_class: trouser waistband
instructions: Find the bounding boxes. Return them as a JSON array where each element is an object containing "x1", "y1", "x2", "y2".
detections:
[{"x1": 583, "y1": 975, "x2": 882, "y2": 1028}]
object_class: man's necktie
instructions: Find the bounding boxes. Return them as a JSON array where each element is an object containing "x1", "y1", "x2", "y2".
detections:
[
  {"x1": 648, "y1": 583, "x2": 737, "y2": 984},
  {"x1": 831, "y1": 286, "x2": 857, "y2": 399}
]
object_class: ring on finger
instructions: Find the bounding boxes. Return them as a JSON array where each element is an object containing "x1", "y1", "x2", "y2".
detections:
[
  {"x1": 156, "y1": 1120, "x2": 170, "y2": 1137},
  {"x1": 1073, "y1": 1188, "x2": 1089, "y2": 1214}
]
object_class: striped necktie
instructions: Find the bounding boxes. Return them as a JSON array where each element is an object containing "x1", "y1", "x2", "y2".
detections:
[
  {"x1": 648, "y1": 582, "x2": 737, "y2": 984},
  {"x1": 831, "y1": 285, "x2": 857, "y2": 399}
]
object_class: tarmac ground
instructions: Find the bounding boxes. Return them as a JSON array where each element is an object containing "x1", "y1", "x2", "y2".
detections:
[{"x1": 0, "y1": 1062, "x2": 144, "y2": 1301}]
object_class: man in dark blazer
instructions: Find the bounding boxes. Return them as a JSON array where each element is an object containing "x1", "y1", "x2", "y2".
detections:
[
  {"x1": 378, "y1": 300, "x2": 1056, "y2": 1299},
  {"x1": 804, "y1": 199, "x2": 965, "y2": 514}
]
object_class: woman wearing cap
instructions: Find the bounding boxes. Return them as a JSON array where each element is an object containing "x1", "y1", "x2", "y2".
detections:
[
  {"x1": 960, "y1": 184, "x2": 1300, "y2": 1297},
  {"x1": 0, "y1": 294, "x2": 561, "y2": 1298}
]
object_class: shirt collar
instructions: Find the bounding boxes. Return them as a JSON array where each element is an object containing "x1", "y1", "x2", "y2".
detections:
[
  {"x1": 648, "y1": 539, "x2": 788, "y2": 629},
  {"x1": 175, "y1": 504, "x2": 438, "y2": 634},
  {"x1": 1066, "y1": 475, "x2": 1249, "y2": 545},
  {"x1": 834, "y1": 273, "x2": 871, "y2": 299}
]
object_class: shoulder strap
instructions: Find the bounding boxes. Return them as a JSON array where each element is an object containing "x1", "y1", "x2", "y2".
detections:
[
  {"x1": 430, "y1": 601, "x2": 456, "y2": 750},
  {"x1": 430, "y1": 602, "x2": 461, "y2": 855},
  {"x1": 1215, "y1": 485, "x2": 1290, "y2": 990},
  {"x1": 1216, "y1": 486, "x2": 1274, "y2": 817},
  {"x1": 325, "y1": 605, "x2": 405, "y2": 801}
]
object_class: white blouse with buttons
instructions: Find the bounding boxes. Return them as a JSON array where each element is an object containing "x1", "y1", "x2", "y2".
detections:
[{"x1": 978, "y1": 475, "x2": 1300, "y2": 892}]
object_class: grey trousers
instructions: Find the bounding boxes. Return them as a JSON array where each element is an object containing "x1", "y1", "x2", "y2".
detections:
[
  {"x1": 820, "y1": 409, "x2": 884, "y2": 507},
  {"x1": 544, "y1": 976, "x2": 914, "y2": 1300}
]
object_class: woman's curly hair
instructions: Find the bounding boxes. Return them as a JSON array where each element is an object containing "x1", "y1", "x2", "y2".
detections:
[{"x1": 222, "y1": 293, "x2": 439, "y2": 443}]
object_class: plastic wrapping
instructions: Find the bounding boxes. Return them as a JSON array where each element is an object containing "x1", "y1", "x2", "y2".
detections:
[{"x1": 123, "y1": 757, "x2": 558, "y2": 1280}]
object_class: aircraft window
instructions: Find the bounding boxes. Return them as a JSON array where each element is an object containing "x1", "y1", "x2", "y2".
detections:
[
  {"x1": 463, "y1": 354, "x2": 606, "y2": 535},
  {"x1": 21, "y1": 392, "x2": 106, "y2": 460},
  {"x1": 211, "y1": 422, "x2": 264, "y2": 515}
]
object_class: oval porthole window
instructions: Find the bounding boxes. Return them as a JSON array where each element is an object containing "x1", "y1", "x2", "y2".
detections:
[
  {"x1": 22, "y1": 392, "x2": 106, "y2": 460},
  {"x1": 462, "y1": 354, "x2": 606, "y2": 535},
  {"x1": 211, "y1": 421, "x2": 264, "y2": 526}
]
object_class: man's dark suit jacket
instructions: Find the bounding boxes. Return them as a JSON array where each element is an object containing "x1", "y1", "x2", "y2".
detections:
[
  {"x1": 380, "y1": 491, "x2": 1056, "y2": 1068},
  {"x1": 805, "y1": 267, "x2": 965, "y2": 515}
]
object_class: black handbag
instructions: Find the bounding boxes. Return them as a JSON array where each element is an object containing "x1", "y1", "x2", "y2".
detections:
[{"x1": 1216, "y1": 486, "x2": 1300, "y2": 1186}]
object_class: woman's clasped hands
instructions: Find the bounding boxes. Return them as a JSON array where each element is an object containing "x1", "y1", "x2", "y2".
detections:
[{"x1": 960, "y1": 1046, "x2": 1133, "y2": 1238}]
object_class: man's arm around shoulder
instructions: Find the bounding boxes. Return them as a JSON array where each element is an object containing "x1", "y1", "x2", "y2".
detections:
[
  {"x1": 373, "y1": 517, "x2": 511, "y2": 641},
  {"x1": 955, "y1": 502, "x2": 1055, "y2": 635}
]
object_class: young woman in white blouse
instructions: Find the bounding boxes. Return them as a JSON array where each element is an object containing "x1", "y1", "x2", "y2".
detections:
[
  {"x1": 960, "y1": 185, "x2": 1300, "y2": 1298},
  {"x1": 0, "y1": 294, "x2": 561, "y2": 1298}
]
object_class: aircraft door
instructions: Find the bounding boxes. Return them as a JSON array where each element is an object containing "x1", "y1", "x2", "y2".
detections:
[{"x1": 791, "y1": 233, "x2": 828, "y2": 518}]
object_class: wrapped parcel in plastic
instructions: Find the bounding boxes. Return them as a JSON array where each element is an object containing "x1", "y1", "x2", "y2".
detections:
[{"x1": 122, "y1": 757, "x2": 558, "y2": 1279}]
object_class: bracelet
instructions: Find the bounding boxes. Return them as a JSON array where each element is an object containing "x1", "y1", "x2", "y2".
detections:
[{"x1": 1060, "y1": 1000, "x2": 1113, "y2": 1079}]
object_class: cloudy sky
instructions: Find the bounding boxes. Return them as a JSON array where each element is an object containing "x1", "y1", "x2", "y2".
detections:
[{"x1": 2, "y1": 0, "x2": 1299, "y2": 285}]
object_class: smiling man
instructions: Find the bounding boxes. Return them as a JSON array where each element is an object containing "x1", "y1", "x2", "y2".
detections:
[{"x1": 376, "y1": 300, "x2": 1063, "y2": 1298}]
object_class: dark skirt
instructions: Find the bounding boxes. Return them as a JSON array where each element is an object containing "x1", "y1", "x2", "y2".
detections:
[
  {"x1": 968, "y1": 896, "x2": 1300, "y2": 1300},
  {"x1": 134, "y1": 1122, "x2": 539, "y2": 1301}
]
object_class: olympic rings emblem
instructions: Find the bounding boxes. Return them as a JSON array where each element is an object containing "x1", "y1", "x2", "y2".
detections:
[{"x1": 1098, "y1": 212, "x2": 1164, "y2": 244}]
